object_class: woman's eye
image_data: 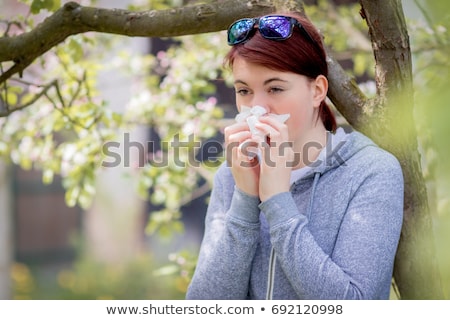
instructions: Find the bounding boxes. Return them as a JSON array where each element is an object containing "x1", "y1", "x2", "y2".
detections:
[
  {"x1": 269, "y1": 87, "x2": 283, "y2": 93},
  {"x1": 235, "y1": 88, "x2": 249, "y2": 96}
]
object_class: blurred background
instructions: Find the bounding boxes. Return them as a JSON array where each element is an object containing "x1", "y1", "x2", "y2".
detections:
[{"x1": 0, "y1": 0, "x2": 448, "y2": 299}]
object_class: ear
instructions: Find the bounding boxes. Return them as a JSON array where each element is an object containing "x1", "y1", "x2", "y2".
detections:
[{"x1": 312, "y1": 75, "x2": 328, "y2": 108}]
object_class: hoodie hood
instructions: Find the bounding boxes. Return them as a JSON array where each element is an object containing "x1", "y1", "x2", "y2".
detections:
[{"x1": 290, "y1": 127, "x2": 378, "y2": 185}]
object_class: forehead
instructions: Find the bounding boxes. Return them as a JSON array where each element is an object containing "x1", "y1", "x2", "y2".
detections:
[
  {"x1": 232, "y1": 57, "x2": 304, "y2": 85},
  {"x1": 232, "y1": 57, "x2": 284, "y2": 79}
]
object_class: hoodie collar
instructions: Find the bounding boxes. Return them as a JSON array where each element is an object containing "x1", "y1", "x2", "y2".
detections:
[{"x1": 290, "y1": 127, "x2": 350, "y2": 185}]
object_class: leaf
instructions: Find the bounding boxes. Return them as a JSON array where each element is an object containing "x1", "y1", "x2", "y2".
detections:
[
  {"x1": 353, "y1": 53, "x2": 368, "y2": 77},
  {"x1": 78, "y1": 189, "x2": 94, "y2": 210},
  {"x1": 19, "y1": 157, "x2": 32, "y2": 170},
  {"x1": 67, "y1": 38, "x2": 84, "y2": 62},
  {"x1": 1, "y1": 86, "x2": 23, "y2": 106},
  {"x1": 30, "y1": 0, "x2": 61, "y2": 14},
  {"x1": 65, "y1": 186, "x2": 80, "y2": 207},
  {"x1": 5, "y1": 92, "x2": 18, "y2": 106},
  {"x1": 42, "y1": 169, "x2": 54, "y2": 184},
  {"x1": 20, "y1": 93, "x2": 35, "y2": 105},
  {"x1": 49, "y1": 0, "x2": 61, "y2": 12},
  {"x1": 30, "y1": 0, "x2": 47, "y2": 14},
  {"x1": 153, "y1": 265, "x2": 178, "y2": 277}
]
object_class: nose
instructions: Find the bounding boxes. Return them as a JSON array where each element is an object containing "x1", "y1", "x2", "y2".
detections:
[{"x1": 250, "y1": 94, "x2": 270, "y2": 113}]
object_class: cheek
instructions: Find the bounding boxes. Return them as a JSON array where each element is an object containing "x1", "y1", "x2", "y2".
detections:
[
  {"x1": 235, "y1": 95, "x2": 247, "y2": 109},
  {"x1": 286, "y1": 115, "x2": 303, "y2": 139},
  {"x1": 285, "y1": 105, "x2": 314, "y2": 139}
]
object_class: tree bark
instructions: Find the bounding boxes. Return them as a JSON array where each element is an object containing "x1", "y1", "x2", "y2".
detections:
[{"x1": 356, "y1": 0, "x2": 443, "y2": 299}]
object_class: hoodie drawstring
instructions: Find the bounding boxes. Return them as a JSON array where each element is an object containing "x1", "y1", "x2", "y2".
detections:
[
  {"x1": 265, "y1": 246, "x2": 276, "y2": 300},
  {"x1": 265, "y1": 171, "x2": 322, "y2": 300}
]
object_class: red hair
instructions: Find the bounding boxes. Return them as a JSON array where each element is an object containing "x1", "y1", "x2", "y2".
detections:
[{"x1": 224, "y1": 12, "x2": 337, "y2": 132}]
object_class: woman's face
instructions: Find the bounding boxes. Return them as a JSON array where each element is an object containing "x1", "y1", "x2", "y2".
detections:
[{"x1": 232, "y1": 56, "x2": 327, "y2": 147}]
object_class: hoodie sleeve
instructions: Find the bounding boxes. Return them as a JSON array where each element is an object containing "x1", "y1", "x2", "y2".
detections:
[
  {"x1": 259, "y1": 148, "x2": 404, "y2": 299},
  {"x1": 186, "y1": 165, "x2": 261, "y2": 299}
]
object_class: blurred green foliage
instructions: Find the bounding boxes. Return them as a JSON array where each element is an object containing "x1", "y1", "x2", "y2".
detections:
[
  {"x1": 11, "y1": 253, "x2": 189, "y2": 299},
  {"x1": 412, "y1": 0, "x2": 450, "y2": 297},
  {"x1": 0, "y1": 0, "x2": 226, "y2": 236}
]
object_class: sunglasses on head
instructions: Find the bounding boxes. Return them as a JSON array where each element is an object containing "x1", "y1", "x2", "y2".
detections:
[{"x1": 227, "y1": 15, "x2": 317, "y2": 46}]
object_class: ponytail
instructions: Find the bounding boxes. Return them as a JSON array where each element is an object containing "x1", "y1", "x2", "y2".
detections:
[{"x1": 319, "y1": 101, "x2": 337, "y2": 132}]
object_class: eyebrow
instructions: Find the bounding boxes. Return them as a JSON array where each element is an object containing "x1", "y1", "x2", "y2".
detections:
[{"x1": 234, "y1": 77, "x2": 288, "y2": 86}]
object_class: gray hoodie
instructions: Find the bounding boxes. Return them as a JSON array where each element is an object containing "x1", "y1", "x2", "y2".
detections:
[{"x1": 186, "y1": 128, "x2": 404, "y2": 299}]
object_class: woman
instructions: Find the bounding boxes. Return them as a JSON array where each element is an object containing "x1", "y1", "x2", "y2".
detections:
[{"x1": 186, "y1": 12, "x2": 404, "y2": 300}]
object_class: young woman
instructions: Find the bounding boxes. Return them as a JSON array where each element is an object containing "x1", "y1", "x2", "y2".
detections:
[{"x1": 186, "y1": 13, "x2": 404, "y2": 300}]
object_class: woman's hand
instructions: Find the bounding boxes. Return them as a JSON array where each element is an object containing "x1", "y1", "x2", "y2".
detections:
[
  {"x1": 254, "y1": 116, "x2": 294, "y2": 202},
  {"x1": 224, "y1": 122, "x2": 260, "y2": 197}
]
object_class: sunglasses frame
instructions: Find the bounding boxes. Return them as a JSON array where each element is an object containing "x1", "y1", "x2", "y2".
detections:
[{"x1": 227, "y1": 15, "x2": 317, "y2": 47}]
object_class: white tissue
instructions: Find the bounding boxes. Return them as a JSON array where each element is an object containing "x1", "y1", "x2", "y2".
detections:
[
  {"x1": 235, "y1": 106, "x2": 290, "y2": 162},
  {"x1": 235, "y1": 105, "x2": 290, "y2": 137}
]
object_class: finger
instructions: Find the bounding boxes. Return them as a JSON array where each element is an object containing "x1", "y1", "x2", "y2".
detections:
[
  {"x1": 258, "y1": 115, "x2": 289, "y2": 131},
  {"x1": 226, "y1": 131, "x2": 252, "y2": 150},
  {"x1": 238, "y1": 138, "x2": 261, "y2": 161},
  {"x1": 255, "y1": 117, "x2": 289, "y2": 142},
  {"x1": 224, "y1": 122, "x2": 251, "y2": 137},
  {"x1": 224, "y1": 122, "x2": 251, "y2": 144},
  {"x1": 254, "y1": 122, "x2": 288, "y2": 144}
]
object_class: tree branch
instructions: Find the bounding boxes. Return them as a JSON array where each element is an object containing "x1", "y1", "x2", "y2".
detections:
[
  {"x1": 0, "y1": 0, "x2": 278, "y2": 84},
  {"x1": 0, "y1": 79, "x2": 58, "y2": 117},
  {"x1": 325, "y1": 48, "x2": 368, "y2": 129},
  {"x1": 0, "y1": 0, "x2": 366, "y2": 121}
]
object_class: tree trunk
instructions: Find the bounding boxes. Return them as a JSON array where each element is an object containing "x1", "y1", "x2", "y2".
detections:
[{"x1": 354, "y1": 0, "x2": 443, "y2": 299}]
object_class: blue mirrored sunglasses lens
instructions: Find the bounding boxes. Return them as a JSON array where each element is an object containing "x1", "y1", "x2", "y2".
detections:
[
  {"x1": 228, "y1": 19, "x2": 254, "y2": 44},
  {"x1": 259, "y1": 16, "x2": 291, "y2": 39}
]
